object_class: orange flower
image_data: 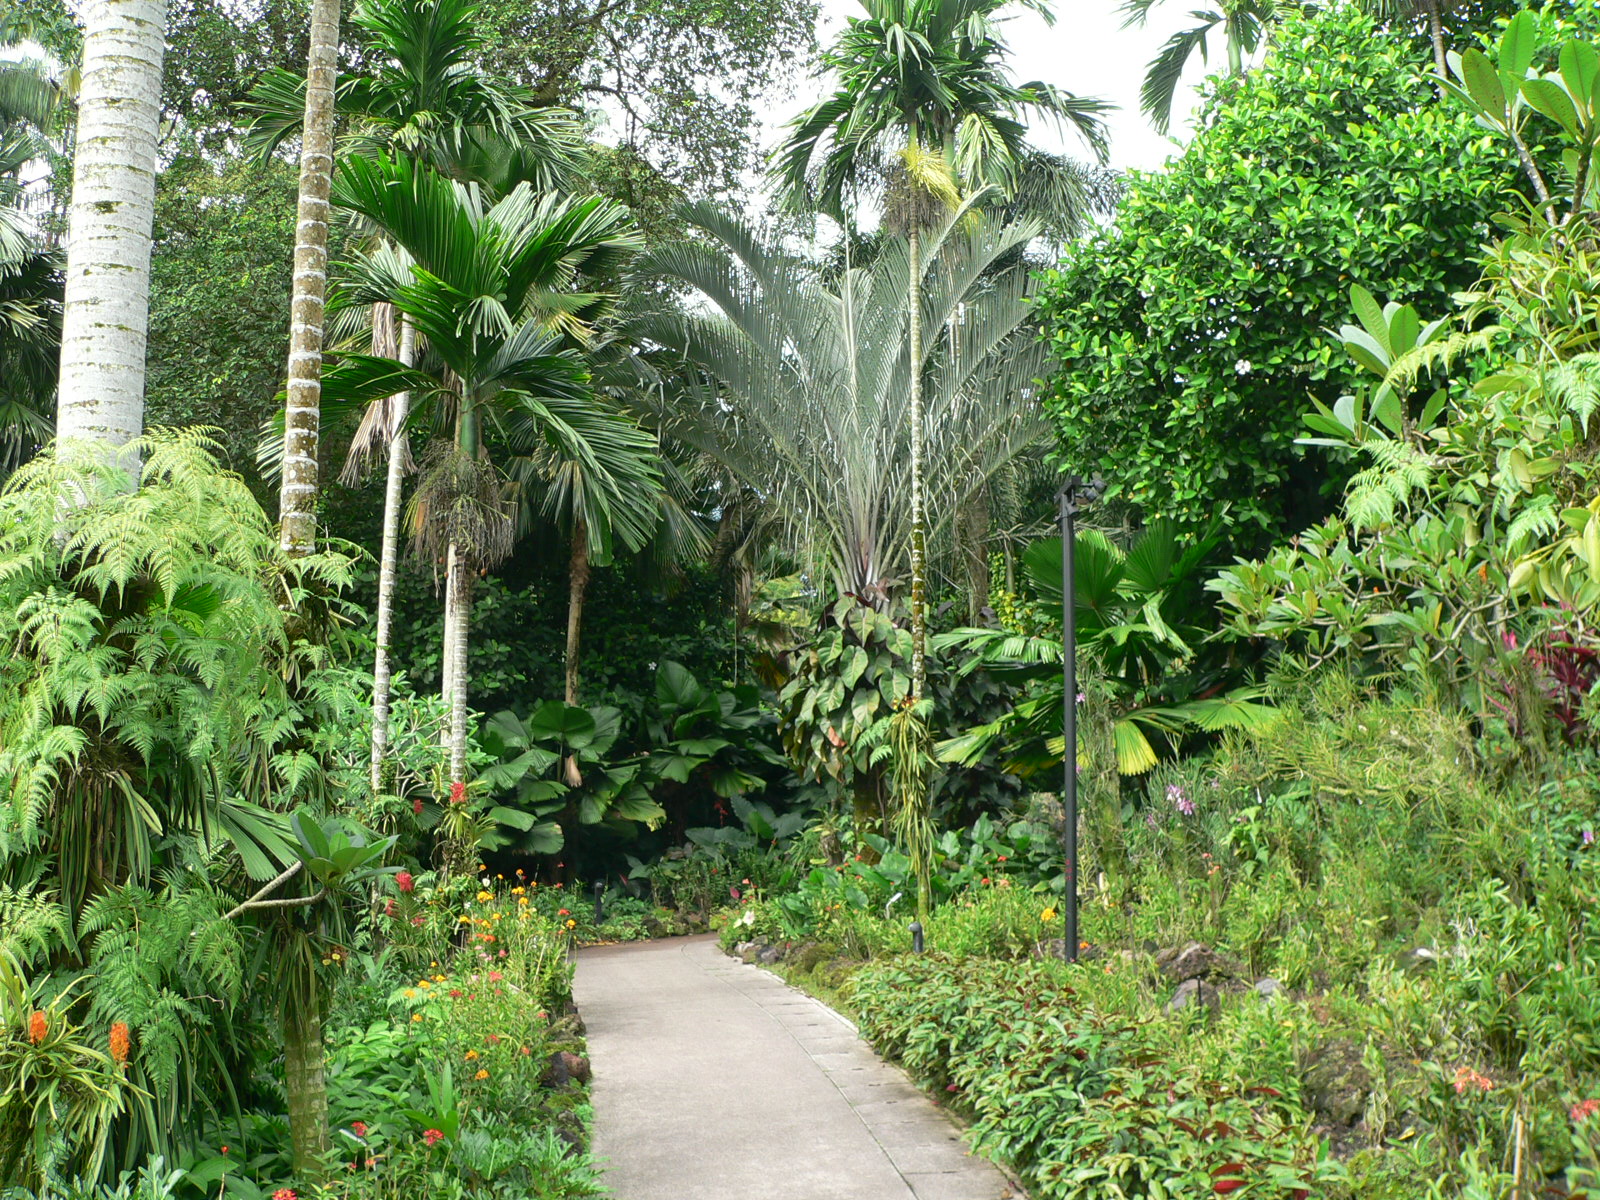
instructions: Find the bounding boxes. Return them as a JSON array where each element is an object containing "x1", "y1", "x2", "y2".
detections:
[
  {"x1": 109, "y1": 1021, "x2": 130, "y2": 1065},
  {"x1": 474, "y1": 1068, "x2": 489, "y2": 1080},
  {"x1": 27, "y1": 1010, "x2": 46, "y2": 1045}
]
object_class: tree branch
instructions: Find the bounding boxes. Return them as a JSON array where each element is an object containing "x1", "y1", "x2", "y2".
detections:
[{"x1": 224, "y1": 860, "x2": 315, "y2": 920}]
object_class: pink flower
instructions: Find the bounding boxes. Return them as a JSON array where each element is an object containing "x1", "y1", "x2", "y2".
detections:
[
  {"x1": 423, "y1": 1128, "x2": 445, "y2": 1147},
  {"x1": 729, "y1": 887, "x2": 741, "y2": 900},
  {"x1": 1453, "y1": 1066, "x2": 1493, "y2": 1094},
  {"x1": 396, "y1": 870, "x2": 414, "y2": 893},
  {"x1": 1572, "y1": 1099, "x2": 1600, "y2": 1123},
  {"x1": 488, "y1": 970, "x2": 502, "y2": 983}
]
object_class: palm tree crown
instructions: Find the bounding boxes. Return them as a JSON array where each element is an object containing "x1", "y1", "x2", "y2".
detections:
[{"x1": 774, "y1": 0, "x2": 1110, "y2": 215}]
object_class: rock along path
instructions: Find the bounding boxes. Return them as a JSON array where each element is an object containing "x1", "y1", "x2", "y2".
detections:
[{"x1": 574, "y1": 935, "x2": 1017, "y2": 1200}]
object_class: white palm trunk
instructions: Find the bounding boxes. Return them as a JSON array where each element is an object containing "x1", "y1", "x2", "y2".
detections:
[
  {"x1": 907, "y1": 223, "x2": 927, "y2": 701},
  {"x1": 445, "y1": 552, "x2": 471, "y2": 784},
  {"x1": 439, "y1": 541, "x2": 460, "y2": 719},
  {"x1": 56, "y1": 0, "x2": 167, "y2": 470},
  {"x1": 369, "y1": 316, "x2": 416, "y2": 794},
  {"x1": 277, "y1": 0, "x2": 342, "y2": 556}
]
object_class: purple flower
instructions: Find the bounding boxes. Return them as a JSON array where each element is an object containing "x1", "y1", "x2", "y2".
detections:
[
  {"x1": 1585, "y1": 828, "x2": 1595, "y2": 847},
  {"x1": 1075, "y1": 692, "x2": 1086, "y2": 705},
  {"x1": 1168, "y1": 784, "x2": 1195, "y2": 817},
  {"x1": 1144, "y1": 812, "x2": 1161, "y2": 831}
]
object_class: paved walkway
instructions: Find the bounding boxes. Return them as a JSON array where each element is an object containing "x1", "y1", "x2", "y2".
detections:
[{"x1": 574, "y1": 935, "x2": 1017, "y2": 1200}]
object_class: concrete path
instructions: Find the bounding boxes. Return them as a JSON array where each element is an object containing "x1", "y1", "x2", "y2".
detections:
[{"x1": 574, "y1": 935, "x2": 1017, "y2": 1200}]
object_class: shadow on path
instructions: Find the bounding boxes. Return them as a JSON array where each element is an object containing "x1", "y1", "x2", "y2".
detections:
[{"x1": 574, "y1": 935, "x2": 1017, "y2": 1200}]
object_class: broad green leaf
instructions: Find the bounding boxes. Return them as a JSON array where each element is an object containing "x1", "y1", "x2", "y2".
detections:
[
  {"x1": 1349, "y1": 283, "x2": 1388, "y2": 352},
  {"x1": 656, "y1": 660, "x2": 704, "y2": 710},
  {"x1": 1462, "y1": 48, "x2": 1507, "y2": 118},
  {"x1": 1498, "y1": 11, "x2": 1538, "y2": 95},
  {"x1": 1560, "y1": 42, "x2": 1599, "y2": 120},
  {"x1": 1387, "y1": 304, "x2": 1420, "y2": 356},
  {"x1": 1112, "y1": 719, "x2": 1159, "y2": 775},
  {"x1": 1522, "y1": 77, "x2": 1582, "y2": 138},
  {"x1": 525, "y1": 699, "x2": 598, "y2": 749},
  {"x1": 1339, "y1": 326, "x2": 1390, "y2": 377}
]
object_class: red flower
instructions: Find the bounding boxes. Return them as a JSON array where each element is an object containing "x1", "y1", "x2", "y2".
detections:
[
  {"x1": 413, "y1": 797, "x2": 423, "y2": 815},
  {"x1": 109, "y1": 1021, "x2": 130, "y2": 1065},
  {"x1": 396, "y1": 870, "x2": 414, "y2": 893},
  {"x1": 273, "y1": 1190, "x2": 298, "y2": 1200},
  {"x1": 423, "y1": 1129, "x2": 445, "y2": 1147},
  {"x1": 1572, "y1": 1099, "x2": 1600, "y2": 1122},
  {"x1": 449, "y1": 989, "x2": 463, "y2": 999},
  {"x1": 384, "y1": 898, "x2": 397, "y2": 917},
  {"x1": 488, "y1": 970, "x2": 503, "y2": 982},
  {"x1": 449, "y1": 781, "x2": 467, "y2": 805},
  {"x1": 729, "y1": 887, "x2": 741, "y2": 900},
  {"x1": 558, "y1": 909, "x2": 570, "y2": 916},
  {"x1": 27, "y1": 1011, "x2": 46, "y2": 1045},
  {"x1": 411, "y1": 916, "x2": 423, "y2": 926},
  {"x1": 350, "y1": 1121, "x2": 368, "y2": 1138}
]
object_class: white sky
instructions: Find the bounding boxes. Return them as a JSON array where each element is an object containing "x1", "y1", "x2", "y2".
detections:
[{"x1": 755, "y1": 0, "x2": 1210, "y2": 178}]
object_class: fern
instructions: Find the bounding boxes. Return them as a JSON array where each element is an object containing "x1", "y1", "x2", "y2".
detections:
[
  {"x1": 0, "y1": 882, "x2": 68, "y2": 972},
  {"x1": 1344, "y1": 439, "x2": 1435, "y2": 532},
  {"x1": 1548, "y1": 354, "x2": 1600, "y2": 434}
]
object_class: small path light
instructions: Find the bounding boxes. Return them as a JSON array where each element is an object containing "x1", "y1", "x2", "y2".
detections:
[
  {"x1": 1058, "y1": 472, "x2": 1104, "y2": 966},
  {"x1": 593, "y1": 880, "x2": 604, "y2": 926},
  {"x1": 909, "y1": 922, "x2": 924, "y2": 954}
]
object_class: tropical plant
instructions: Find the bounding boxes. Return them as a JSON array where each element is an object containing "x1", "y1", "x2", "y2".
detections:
[
  {"x1": 937, "y1": 522, "x2": 1276, "y2": 778},
  {"x1": 318, "y1": 152, "x2": 654, "y2": 787},
  {"x1": 1033, "y1": 4, "x2": 1518, "y2": 548},
  {"x1": 635, "y1": 202, "x2": 1049, "y2": 616},
  {"x1": 1119, "y1": 0, "x2": 1276, "y2": 134},
  {"x1": 0, "y1": 50, "x2": 58, "y2": 478},
  {"x1": 773, "y1": 0, "x2": 1108, "y2": 701},
  {"x1": 54, "y1": 0, "x2": 166, "y2": 471},
  {"x1": 248, "y1": 0, "x2": 595, "y2": 791}
]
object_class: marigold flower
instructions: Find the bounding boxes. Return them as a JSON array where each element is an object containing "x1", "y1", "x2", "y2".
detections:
[
  {"x1": 422, "y1": 1128, "x2": 445, "y2": 1147},
  {"x1": 566, "y1": 919, "x2": 577, "y2": 929},
  {"x1": 273, "y1": 1190, "x2": 297, "y2": 1200},
  {"x1": 476, "y1": 890, "x2": 493, "y2": 903},
  {"x1": 27, "y1": 1010, "x2": 46, "y2": 1045},
  {"x1": 1040, "y1": 908, "x2": 1057, "y2": 923},
  {"x1": 109, "y1": 1021, "x2": 130, "y2": 1065},
  {"x1": 464, "y1": 1049, "x2": 479, "y2": 1060},
  {"x1": 396, "y1": 870, "x2": 414, "y2": 893},
  {"x1": 411, "y1": 1013, "x2": 424, "y2": 1023},
  {"x1": 474, "y1": 1068, "x2": 489, "y2": 1080}
]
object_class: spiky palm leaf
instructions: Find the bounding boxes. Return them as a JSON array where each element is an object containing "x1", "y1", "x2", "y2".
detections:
[{"x1": 631, "y1": 200, "x2": 1048, "y2": 602}]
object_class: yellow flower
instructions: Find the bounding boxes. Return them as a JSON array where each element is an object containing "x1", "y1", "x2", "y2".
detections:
[
  {"x1": 464, "y1": 1050, "x2": 479, "y2": 1060},
  {"x1": 476, "y1": 890, "x2": 493, "y2": 904},
  {"x1": 411, "y1": 1014, "x2": 424, "y2": 1023},
  {"x1": 404, "y1": 989, "x2": 417, "y2": 999},
  {"x1": 458, "y1": 915, "x2": 472, "y2": 924},
  {"x1": 419, "y1": 981, "x2": 431, "y2": 990},
  {"x1": 433, "y1": 974, "x2": 446, "y2": 982},
  {"x1": 518, "y1": 897, "x2": 529, "y2": 907},
  {"x1": 1041, "y1": 908, "x2": 1058, "y2": 923},
  {"x1": 511, "y1": 887, "x2": 525, "y2": 896},
  {"x1": 565, "y1": 919, "x2": 577, "y2": 929},
  {"x1": 474, "y1": 1069, "x2": 489, "y2": 1080}
]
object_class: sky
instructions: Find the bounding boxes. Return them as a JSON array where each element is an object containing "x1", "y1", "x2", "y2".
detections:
[{"x1": 753, "y1": 0, "x2": 1211, "y2": 179}]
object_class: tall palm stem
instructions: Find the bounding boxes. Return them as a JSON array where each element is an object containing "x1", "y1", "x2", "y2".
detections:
[
  {"x1": 908, "y1": 222, "x2": 928, "y2": 700},
  {"x1": 282, "y1": 970, "x2": 329, "y2": 1174},
  {"x1": 278, "y1": 0, "x2": 342, "y2": 555},
  {"x1": 564, "y1": 513, "x2": 589, "y2": 705},
  {"x1": 445, "y1": 547, "x2": 472, "y2": 785},
  {"x1": 56, "y1": 0, "x2": 167, "y2": 472},
  {"x1": 369, "y1": 314, "x2": 415, "y2": 794}
]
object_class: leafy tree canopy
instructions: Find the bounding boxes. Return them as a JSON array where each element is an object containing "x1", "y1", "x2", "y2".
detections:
[{"x1": 1033, "y1": 4, "x2": 1521, "y2": 550}]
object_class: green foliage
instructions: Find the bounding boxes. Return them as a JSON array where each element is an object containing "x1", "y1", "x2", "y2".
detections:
[
  {"x1": 847, "y1": 955, "x2": 1338, "y2": 1198},
  {"x1": 1034, "y1": 5, "x2": 1517, "y2": 545},
  {"x1": 0, "y1": 432, "x2": 357, "y2": 923},
  {"x1": 938, "y1": 522, "x2": 1273, "y2": 779}
]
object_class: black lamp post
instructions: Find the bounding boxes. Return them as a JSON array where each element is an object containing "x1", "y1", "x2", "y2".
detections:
[{"x1": 1058, "y1": 472, "x2": 1104, "y2": 964}]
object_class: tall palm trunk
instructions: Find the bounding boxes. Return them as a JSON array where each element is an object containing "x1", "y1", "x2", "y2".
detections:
[
  {"x1": 564, "y1": 515, "x2": 589, "y2": 706},
  {"x1": 370, "y1": 314, "x2": 416, "y2": 794},
  {"x1": 282, "y1": 972, "x2": 330, "y2": 1175},
  {"x1": 445, "y1": 544, "x2": 472, "y2": 784},
  {"x1": 277, "y1": 0, "x2": 342, "y2": 556},
  {"x1": 907, "y1": 223, "x2": 928, "y2": 700},
  {"x1": 1423, "y1": 0, "x2": 1447, "y2": 82},
  {"x1": 562, "y1": 514, "x2": 590, "y2": 787},
  {"x1": 56, "y1": 0, "x2": 167, "y2": 470}
]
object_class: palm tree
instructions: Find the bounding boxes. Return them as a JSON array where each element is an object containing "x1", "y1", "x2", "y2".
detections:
[
  {"x1": 634, "y1": 201, "x2": 1050, "y2": 618},
  {"x1": 0, "y1": 53, "x2": 60, "y2": 477},
  {"x1": 1121, "y1": 0, "x2": 1278, "y2": 134},
  {"x1": 773, "y1": 0, "x2": 1108, "y2": 700},
  {"x1": 277, "y1": 0, "x2": 342, "y2": 557},
  {"x1": 324, "y1": 153, "x2": 656, "y2": 785},
  {"x1": 247, "y1": 0, "x2": 593, "y2": 788},
  {"x1": 55, "y1": 0, "x2": 167, "y2": 474}
]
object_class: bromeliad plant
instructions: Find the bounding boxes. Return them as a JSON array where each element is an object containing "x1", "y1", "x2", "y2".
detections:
[{"x1": 938, "y1": 521, "x2": 1274, "y2": 780}]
